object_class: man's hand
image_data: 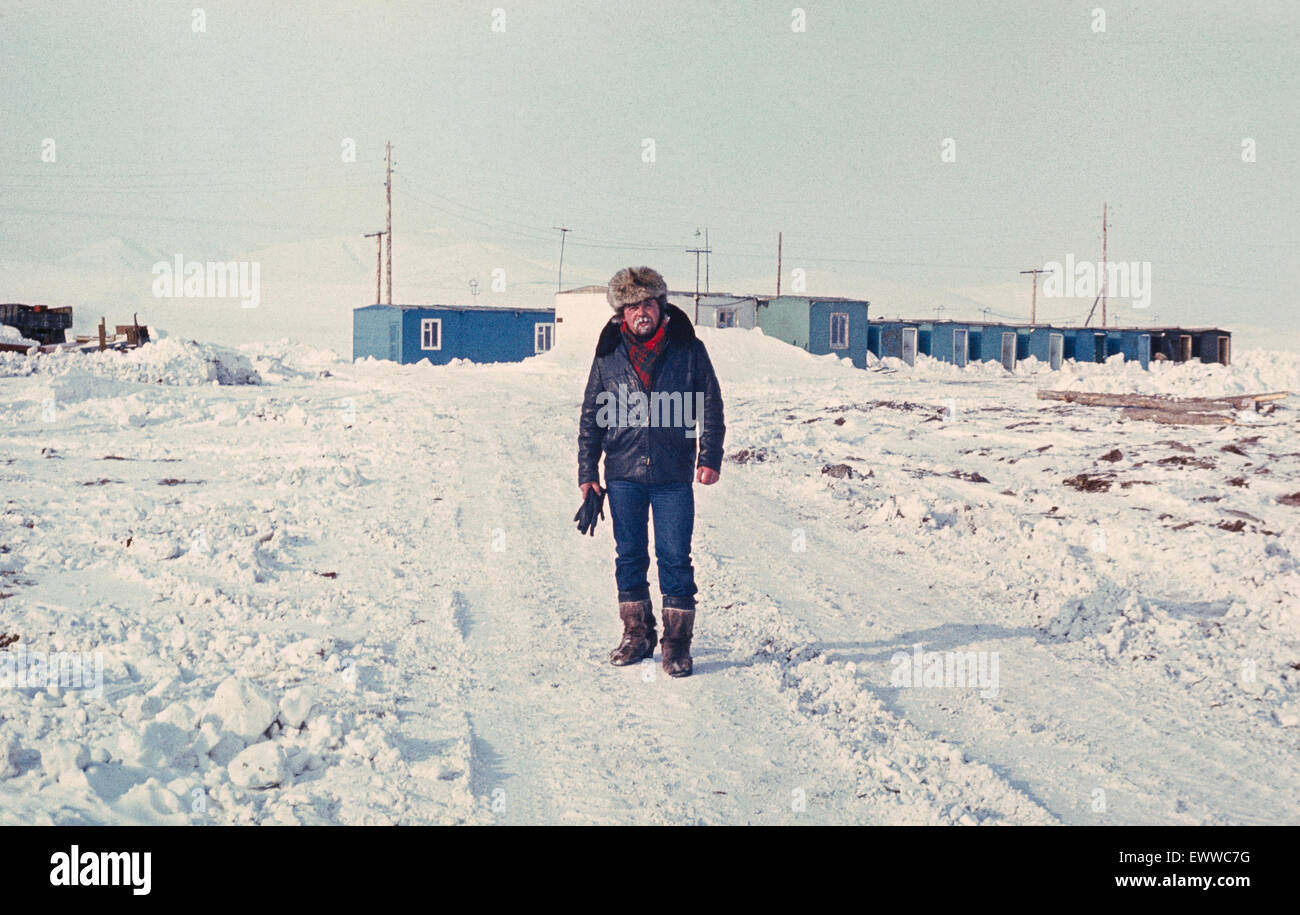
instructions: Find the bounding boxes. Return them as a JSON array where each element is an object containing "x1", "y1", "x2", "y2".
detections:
[
  {"x1": 580, "y1": 481, "x2": 603, "y2": 497},
  {"x1": 696, "y1": 466, "x2": 719, "y2": 485}
]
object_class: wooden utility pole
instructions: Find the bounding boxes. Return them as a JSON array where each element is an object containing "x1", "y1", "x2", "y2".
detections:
[
  {"x1": 776, "y1": 231, "x2": 782, "y2": 296},
  {"x1": 552, "y1": 226, "x2": 571, "y2": 293},
  {"x1": 1020, "y1": 268, "x2": 1048, "y2": 325},
  {"x1": 686, "y1": 239, "x2": 710, "y2": 324},
  {"x1": 704, "y1": 228, "x2": 710, "y2": 293},
  {"x1": 385, "y1": 141, "x2": 393, "y2": 305},
  {"x1": 1100, "y1": 202, "x2": 1107, "y2": 327},
  {"x1": 364, "y1": 231, "x2": 385, "y2": 304}
]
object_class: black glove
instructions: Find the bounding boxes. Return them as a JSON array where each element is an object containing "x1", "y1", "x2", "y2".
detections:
[{"x1": 573, "y1": 487, "x2": 606, "y2": 536}]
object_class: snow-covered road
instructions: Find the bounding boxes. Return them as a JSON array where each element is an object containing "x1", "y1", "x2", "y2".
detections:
[{"x1": 0, "y1": 333, "x2": 1296, "y2": 824}]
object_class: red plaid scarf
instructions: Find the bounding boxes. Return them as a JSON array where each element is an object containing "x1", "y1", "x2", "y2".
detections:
[{"x1": 620, "y1": 314, "x2": 669, "y2": 391}]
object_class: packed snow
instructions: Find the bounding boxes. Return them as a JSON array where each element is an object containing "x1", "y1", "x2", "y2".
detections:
[
  {"x1": 0, "y1": 327, "x2": 1296, "y2": 824},
  {"x1": 1, "y1": 326, "x2": 39, "y2": 349}
]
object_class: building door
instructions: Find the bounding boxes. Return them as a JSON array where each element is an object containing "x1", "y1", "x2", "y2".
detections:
[
  {"x1": 1137, "y1": 334, "x2": 1151, "y2": 369},
  {"x1": 1217, "y1": 335, "x2": 1230, "y2": 366},
  {"x1": 953, "y1": 328, "x2": 968, "y2": 367},
  {"x1": 1179, "y1": 334, "x2": 1193, "y2": 361},
  {"x1": 1049, "y1": 333, "x2": 1064, "y2": 370},
  {"x1": 1093, "y1": 333, "x2": 1106, "y2": 363},
  {"x1": 1001, "y1": 332, "x2": 1016, "y2": 371},
  {"x1": 901, "y1": 327, "x2": 917, "y2": 366},
  {"x1": 388, "y1": 322, "x2": 399, "y2": 361}
]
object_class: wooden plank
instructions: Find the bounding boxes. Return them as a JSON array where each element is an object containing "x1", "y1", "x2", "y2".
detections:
[
  {"x1": 1120, "y1": 407, "x2": 1235, "y2": 425},
  {"x1": 1038, "y1": 390, "x2": 1236, "y2": 409},
  {"x1": 1038, "y1": 389, "x2": 1288, "y2": 410}
]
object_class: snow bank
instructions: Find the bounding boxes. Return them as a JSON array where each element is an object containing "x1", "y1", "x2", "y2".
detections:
[
  {"x1": 237, "y1": 339, "x2": 344, "y2": 382},
  {"x1": 0, "y1": 338, "x2": 261, "y2": 385},
  {"x1": 1, "y1": 325, "x2": 39, "y2": 348},
  {"x1": 1055, "y1": 349, "x2": 1300, "y2": 397},
  {"x1": 866, "y1": 348, "x2": 1300, "y2": 395}
]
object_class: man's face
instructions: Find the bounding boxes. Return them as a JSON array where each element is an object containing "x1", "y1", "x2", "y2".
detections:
[{"x1": 623, "y1": 296, "x2": 662, "y2": 336}]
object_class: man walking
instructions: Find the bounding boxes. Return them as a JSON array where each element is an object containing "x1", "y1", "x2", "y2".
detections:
[{"x1": 578, "y1": 267, "x2": 725, "y2": 677}]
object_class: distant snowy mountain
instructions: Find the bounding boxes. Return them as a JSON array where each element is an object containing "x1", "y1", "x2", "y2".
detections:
[{"x1": 56, "y1": 236, "x2": 163, "y2": 272}]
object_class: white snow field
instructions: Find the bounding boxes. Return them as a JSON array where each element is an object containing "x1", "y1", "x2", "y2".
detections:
[{"x1": 0, "y1": 328, "x2": 1297, "y2": 825}]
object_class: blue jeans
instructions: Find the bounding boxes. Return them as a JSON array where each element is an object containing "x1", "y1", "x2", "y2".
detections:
[{"x1": 606, "y1": 480, "x2": 697, "y2": 609}]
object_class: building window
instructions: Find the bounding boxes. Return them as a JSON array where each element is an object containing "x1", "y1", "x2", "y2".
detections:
[
  {"x1": 830, "y1": 312, "x2": 849, "y2": 349},
  {"x1": 421, "y1": 318, "x2": 441, "y2": 350},
  {"x1": 535, "y1": 322, "x2": 554, "y2": 353},
  {"x1": 716, "y1": 309, "x2": 735, "y2": 328}
]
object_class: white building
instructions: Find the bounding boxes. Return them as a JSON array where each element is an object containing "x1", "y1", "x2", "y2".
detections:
[
  {"x1": 666, "y1": 291, "x2": 758, "y2": 330},
  {"x1": 554, "y1": 285, "x2": 614, "y2": 351},
  {"x1": 554, "y1": 286, "x2": 759, "y2": 352}
]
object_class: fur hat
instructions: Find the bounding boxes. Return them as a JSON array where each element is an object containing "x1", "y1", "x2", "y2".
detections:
[{"x1": 606, "y1": 266, "x2": 668, "y2": 311}]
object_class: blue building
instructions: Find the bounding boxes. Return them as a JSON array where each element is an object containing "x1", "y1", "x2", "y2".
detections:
[
  {"x1": 923, "y1": 320, "x2": 1063, "y2": 368},
  {"x1": 353, "y1": 304, "x2": 556, "y2": 365},
  {"x1": 926, "y1": 321, "x2": 976, "y2": 366},
  {"x1": 870, "y1": 319, "x2": 1054, "y2": 369},
  {"x1": 973, "y1": 323, "x2": 1022, "y2": 368},
  {"x1": 1068, "y1": 328, "x2": 1116, "y2": 365},
  {"x1": 869, "y1": 319, "x2": 1144, "y2": 371},
  {"x1": 870, "y1": 319, "x2": 924, "y2": 365},
  {"x1": 1066, "y1": 327, "x2": 1150, "y2": 368},
  {"x1": 755, "y1": 295, "x2": 871, "y2": 368},
  {"x1": 1143, "y1": 327, "x2": 1231, "y2": 366}
]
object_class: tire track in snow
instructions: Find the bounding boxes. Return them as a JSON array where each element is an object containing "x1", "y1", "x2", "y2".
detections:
[
  {"x1": 691, "y1": 484, "x2": 1058, "y2": 825},
  {"x1": 440, "y1": 383, "x2": 878, "y2": 824},
  {"x1": 275, "y1": 404, "x2": 483, "y2": 825},
  {"x1": 444, "y1": 416, "x2": 706, "y2": 824},
  {"x1": 702, "y1": 449, "x2": 1295, "y2": 824}
]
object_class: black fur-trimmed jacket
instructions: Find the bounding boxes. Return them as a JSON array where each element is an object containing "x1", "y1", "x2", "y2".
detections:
[{"x1": 578, "y1": 304, "x2": 725, "y2": 485}]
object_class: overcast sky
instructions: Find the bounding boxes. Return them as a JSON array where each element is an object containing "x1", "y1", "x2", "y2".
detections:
[{"x1": 1, "y1": 0, "x2": 1296, "y2": 343}]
